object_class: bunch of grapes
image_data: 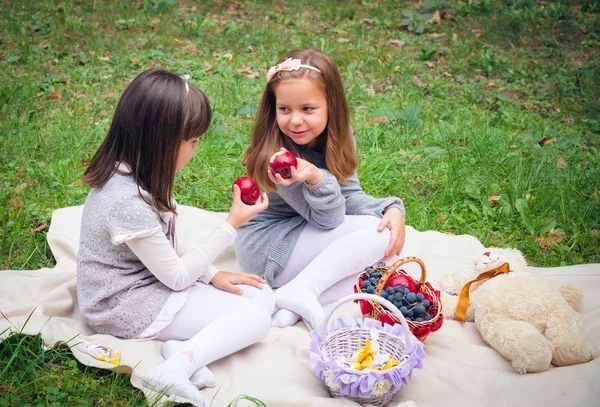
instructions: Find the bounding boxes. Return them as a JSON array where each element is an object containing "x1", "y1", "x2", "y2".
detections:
[
  {"x1": 359, "y1": 262, "x2": 387, "y2": 294},
  {"x1": 359, "y1": 262, "x2": 433, "y2": 323},
  {"x1": 379, "y1": 286, "x2": 432, "y2": 322}
]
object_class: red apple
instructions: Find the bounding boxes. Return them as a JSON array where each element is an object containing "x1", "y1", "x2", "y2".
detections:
[
  {"x1": 269, "y1": 151, "x2": 298, "y2": 179},
  {"x1": 384, "y1": 272, "x2": 417, "y2": 293},
  {"x1": 232, "y1": 176, "x2": 260, "y2": 205}
]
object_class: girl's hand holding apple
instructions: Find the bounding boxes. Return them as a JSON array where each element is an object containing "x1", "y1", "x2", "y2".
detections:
[
  {"x1": 227, "y1": 181, "x2": 269, "y2": 229},
  {"x1": 268, "y1": 149, "x2": 323, "y2": 186}
]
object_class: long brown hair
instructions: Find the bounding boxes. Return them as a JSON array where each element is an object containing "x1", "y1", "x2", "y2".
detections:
[
  {"x1": 82, "y1": 69, "x2": 211, "y2": 213},
  {"x1": 243, "y1": 49, "x2": 356, "y2": 191}
]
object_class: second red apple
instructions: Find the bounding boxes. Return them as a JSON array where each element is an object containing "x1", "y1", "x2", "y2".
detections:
[
  {"x1": 269, "y1": 151, "x2": 298, "y2": 179},
  {"x1": 232, "y1": 176, "x2": 260, "y2": 205}
]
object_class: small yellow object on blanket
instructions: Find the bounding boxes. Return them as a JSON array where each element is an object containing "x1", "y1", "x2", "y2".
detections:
[{"x1": 78, "y1": 340, "x2": 121, "y2": 365}]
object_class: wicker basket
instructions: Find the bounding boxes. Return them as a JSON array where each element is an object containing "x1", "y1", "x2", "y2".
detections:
[
  {"x1": 354, "y1": 256, "x2": 443, "y2": 342},
  {"x1": 309, "y1": 293, "x2": 425, "y2": 407}
]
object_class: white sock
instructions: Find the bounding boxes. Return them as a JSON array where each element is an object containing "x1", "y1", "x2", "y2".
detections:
[
  {"x1": 143, "y1": 344, "x2": 209, "y2": 405},
  {"x1": 162, "y1": 340, "x2": 216, "y2": 388},
  {"x1": 271, "y1": 309, "x2": 301, "y2": 327},
  {"x1": 275, "y1": 226, "x2": 394, "y2": 328}
]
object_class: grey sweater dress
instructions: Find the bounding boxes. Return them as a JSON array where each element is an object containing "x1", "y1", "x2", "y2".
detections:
[{"x1": 235, "y1": 146, "x2": 405, "y2": 287}]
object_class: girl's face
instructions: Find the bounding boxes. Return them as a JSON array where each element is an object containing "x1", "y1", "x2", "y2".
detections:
[
  {"x1": 274, "y1": 78, "x2": 328, "y2": 149},
  {"x1": 176, "y1": 137, "x2": 199, "y2": 171}
]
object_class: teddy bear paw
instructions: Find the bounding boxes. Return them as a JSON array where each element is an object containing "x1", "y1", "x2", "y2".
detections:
[
  {"x1": 511, "y1": 334, "x2": 553, "y2": 374},
  {"x1": 551, "y1": 333, "x2": 598, "y2": 367}
]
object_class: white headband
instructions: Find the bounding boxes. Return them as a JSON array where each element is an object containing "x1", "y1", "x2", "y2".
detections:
[
  {"x1": 266, "y1": 58, "x2": 321, "y2": 82},
  {"x1": 180, "y1": 74, "x2": 190, "y2": 93}
]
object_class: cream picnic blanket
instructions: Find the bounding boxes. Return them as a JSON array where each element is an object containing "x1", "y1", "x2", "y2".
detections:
[{"x1": 1, "y1": 205, "x2": 599, "y2": 407}]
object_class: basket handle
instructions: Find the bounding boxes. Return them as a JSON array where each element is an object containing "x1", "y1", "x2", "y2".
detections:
[
  {"x1": 318, "y1": 293, "x2": 413, "y2": 347},
  {"x1": 375, "y1": 256, "x2": 427, "y2": 295}
]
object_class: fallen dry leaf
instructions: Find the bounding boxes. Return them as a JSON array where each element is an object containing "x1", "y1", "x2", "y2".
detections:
[
  {"x1": 399, "y1": 148, "x2": 408, "y2": 156},
  {"x1": 556, "y1": 157, "x2": 567, "y2": 167},
  {"x1": 444, "y1": 13, "x2": 456, "y2": 21},
  {"x1": 151, "y1": 18, "x2": 160, "y2": 25},
  {"x1": 487, "y1": 194, "x2": 502, "y2": 207},
  {"x1": 412, "y1": 75, "x2": 426, "y2": 87},
  {"x1": 577, "y1": 143, "x2": 588, "y2": 149},
  {"x1": 204, "y1": 65, "x2": 214, "y2": 73},
  {"x1": 362, "y1": 18, "x2": 374, "y2": 25},
  {"x1": 371, "y1": 116, "x2": 390, "y2": 123},
  {"x1": 436, "y1": 214, "x2": 447, "y2": 224},
  {"x1": 331, "y1": 29, "x2": 348, "y2": 35},
  {"x1": 536, "y1": 229, "x2": 565, "y2": 250},
  {"x1": 31, "y1": 223, "x2": 49, "y2": 234},
  {"x1": 484, "y1": 81, "x2": 496, "y2": 90},
  {"x1": 186, "y1": 44, "x2": 199, "y2": 55},
  {"x1": 0, "y1": 384, "x2": 15, "y2": 394},
  {"x1": 424, "y1": 32, "x2": 446, "y2": 40},
  {"x1": 47, "y1": 92, "x2": 62, "y2": 100},
  {"x1": 426, "y1": 61, "x2": 435, "y2": 68},
  {"x1": 388, "y1": 39, "x2": 405, "y2": 47},
  {"x1": 560, "y1": 116, "x2": 574, "y2": 123},
  {"x1": 580, "y1": 26, "x2": 587, "y2": 34},
  {"x1": 38, "y1": 39, "x2": 51, "y2": 49},
  {"x1": 442, "y1": 71, "x2": 455, "y2": 78},
  {"x1": 510, "y1": 144, "x2": 517, "y2": 149},
  {"x1": 0, "y1": 52, "x2": 5, "y2": 61},
  {"x1": 98, "y1": 56, "x2": 110, "y2": 62},
  {"x1": 426, "y1": 10, "x2": 441, "y2": 24},
  {"x1": 544, "y1": 137, "x2": 557, "y2": 145},
  {"x1": 452, "y1": 33, "x2": 458, "y2": 41}
]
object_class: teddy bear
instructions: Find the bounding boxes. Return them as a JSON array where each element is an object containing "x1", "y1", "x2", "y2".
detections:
[{"x1": 440, "y1": 247, "x2": 597, "y2": 374}]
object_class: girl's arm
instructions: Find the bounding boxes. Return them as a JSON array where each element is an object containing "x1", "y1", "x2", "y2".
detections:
[
  {"x1": 275, "y1": 168, "x2": 346, "y2": 229},
  {"x1": 126, "y1": 221, "x2": 236, "y2": 291}
]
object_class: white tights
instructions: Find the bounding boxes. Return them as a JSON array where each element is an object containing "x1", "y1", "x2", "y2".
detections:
[
  {"x1": 144, "y1": 282, "x2": 274, "y2": 405},
  {"x1": 272, "y1": 215, "x2": 400, "y2": 328}
]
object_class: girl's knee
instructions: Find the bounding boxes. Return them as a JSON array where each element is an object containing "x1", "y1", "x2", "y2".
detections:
[{"x1": 241, "y1": 284, "x2": 275, "y2": 314}]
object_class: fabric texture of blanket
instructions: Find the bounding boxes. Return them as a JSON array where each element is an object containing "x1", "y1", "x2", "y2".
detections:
[{"x1": 1, "y1": 205, "x2": 599, "y2": 406}]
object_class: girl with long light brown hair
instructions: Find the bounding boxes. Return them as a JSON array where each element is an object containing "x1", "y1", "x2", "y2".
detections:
[{"x1": 236, "y1": 49, "x2": 407, "y2": 328}]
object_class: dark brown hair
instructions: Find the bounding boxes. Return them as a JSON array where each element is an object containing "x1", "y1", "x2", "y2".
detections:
[
  {"x1": 82, "y1": 69, "x2": 211, "y2": 213},
  {"x1": 243, "y1": 49, "x2": 357, "y2": 191}
]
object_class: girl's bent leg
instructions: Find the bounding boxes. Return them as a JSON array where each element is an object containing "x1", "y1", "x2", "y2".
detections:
[
  {"x1": 143, "y1": 283, "x2": 274, "y2": 403},
  {"x1": 272, "y1": 216, "x2": 385, "y2": 327},
  {"x1": 274, "y1": 225, "x2": 394, "y2": 328}
]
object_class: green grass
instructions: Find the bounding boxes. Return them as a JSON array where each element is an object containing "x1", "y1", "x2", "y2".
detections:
[{"x1": 1, "y1": 0, "x2": 599, "y2": 404}]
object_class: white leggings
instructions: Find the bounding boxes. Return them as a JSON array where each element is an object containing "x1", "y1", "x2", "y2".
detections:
[
  {"x1": 157, "y1": 282, "x2": 274, "y2": 341},
  {"x1": 144, "y1": 284, "x2": 274, "y2": 404},
  {"x1": 274, "y1": 215, "x2": 401, "y2": 325}
]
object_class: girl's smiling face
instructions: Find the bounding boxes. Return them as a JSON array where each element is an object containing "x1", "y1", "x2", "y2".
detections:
[{"x1": 274, "y1": 78, "x2": 328, "y2": 149}]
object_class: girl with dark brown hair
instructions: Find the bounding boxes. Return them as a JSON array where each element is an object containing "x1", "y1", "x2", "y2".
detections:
[
  {"x1": 77, "y1": 69, "x2": 274, "y2": 404},
  {"x1": 235, "y1": 49, "x2": 407, "y2": 328}
]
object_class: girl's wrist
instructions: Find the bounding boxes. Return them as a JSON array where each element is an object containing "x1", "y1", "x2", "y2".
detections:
[
  {"x1": 225, "y1": 215, "x2": 242, "y2": 230},
  {"x1": 306, "y1": 168, "x2": 324, "y2": 185}
]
